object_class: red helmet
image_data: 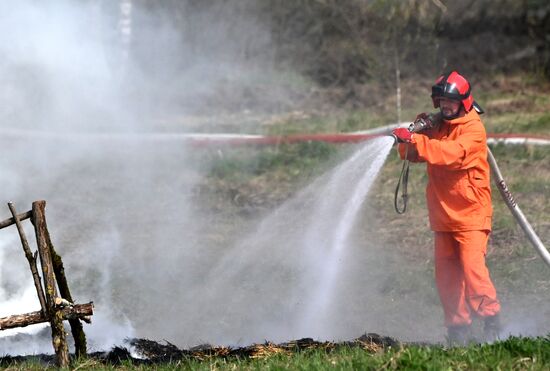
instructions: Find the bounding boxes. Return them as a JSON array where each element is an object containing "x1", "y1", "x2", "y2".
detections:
[{"x1": 431, "y1": 71, "x2": 483, "y2": 118}]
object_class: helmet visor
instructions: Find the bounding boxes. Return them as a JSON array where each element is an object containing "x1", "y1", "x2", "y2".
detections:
[
  {"x1": 432, "y1": 83, "x2": 469, "y2": 100},
  {"x1": 431, "y1": 84, "x2": 444, "y2": 98}
]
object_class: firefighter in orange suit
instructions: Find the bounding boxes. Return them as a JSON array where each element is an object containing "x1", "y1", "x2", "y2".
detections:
[{"x1": 392, "y1": 71, "x2": 501, "y2": 345}]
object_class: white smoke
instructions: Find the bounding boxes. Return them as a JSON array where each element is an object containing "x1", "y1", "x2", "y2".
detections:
[
  {"x1": 0, "y1": 0, "x2": 275, "y2": 354},
  {"x1": 2, "y1": 1, "x2": 546, "y2": 357}
]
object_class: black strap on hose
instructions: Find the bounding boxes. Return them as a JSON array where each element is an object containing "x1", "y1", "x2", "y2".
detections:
[{"x1": 394, "y1": 144, "x2": 410, "y2": 214}]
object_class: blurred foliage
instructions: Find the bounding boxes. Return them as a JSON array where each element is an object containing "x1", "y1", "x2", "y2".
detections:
[
  {"x1": 129, "y1": 0, "x2": 550, "y2": 108},
  {"x1": 258, "y1": 0, "x2": 550, "y2": 85},
  {"x1": 259, "y1": 0, "x2": 443, "y2": 86}
]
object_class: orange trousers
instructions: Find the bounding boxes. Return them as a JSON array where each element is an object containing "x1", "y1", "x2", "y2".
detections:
[{"x1": 434, "y1": 230, "x2": 500, "y2": 327}]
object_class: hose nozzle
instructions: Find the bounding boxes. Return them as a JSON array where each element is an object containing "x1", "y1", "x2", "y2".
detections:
[
  {"x1": 390, "y1": 132, "x2": 408, "y2": 144},
  {"x1": 408, "y1": 112, "x2": 441, "y2": 133}
]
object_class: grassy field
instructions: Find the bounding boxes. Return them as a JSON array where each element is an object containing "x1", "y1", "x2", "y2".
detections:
[
  {"x1": 154, "y1": 337, "x2": 550, "y2": 371},
  {"x1": 2, "y1": 74, "x2": 549, "y2": 369},
  {"x1": 184, "y1": 74, "x2": 549, "y2": 369},
  {"x1": 2, "y1": 336, "x2": 549, "y2": 370}
]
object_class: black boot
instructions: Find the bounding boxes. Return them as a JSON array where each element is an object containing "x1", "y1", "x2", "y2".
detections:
[
  {"x1": 483, "y1": 314, "x2": 501, "y2": 342},
  {"x1": 447, "y1": 325, "x2": 471, "y2": 346}
]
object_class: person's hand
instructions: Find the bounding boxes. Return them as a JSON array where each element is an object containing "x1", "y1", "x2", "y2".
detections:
[{"x1": 392, "y1": 128, "x2": 413, "y2": 143}]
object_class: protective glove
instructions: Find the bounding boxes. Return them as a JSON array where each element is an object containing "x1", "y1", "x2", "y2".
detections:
[{"x1": 392, "y1": 128, "x2": 413, "y2": 143}]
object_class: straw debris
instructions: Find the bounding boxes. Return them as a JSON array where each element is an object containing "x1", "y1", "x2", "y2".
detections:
[
  {"x1": 127, "y1": 333, "x2": 398, "y2": 363},
  {"x1": 0, "y1": 333, "x2": 399, "y2": 367}
]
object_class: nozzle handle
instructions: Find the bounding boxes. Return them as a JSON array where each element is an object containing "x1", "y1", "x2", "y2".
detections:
[{"x1": 408, "y1": 112, "x2": 442, "y2": 133}]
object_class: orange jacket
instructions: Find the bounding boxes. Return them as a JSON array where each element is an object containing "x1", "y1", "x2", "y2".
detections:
[{"x1": 398, "y1": 110, "x2": 492, "y2": 231}]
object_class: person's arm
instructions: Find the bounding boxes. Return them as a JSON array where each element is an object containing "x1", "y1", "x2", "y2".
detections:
[
  {"x1": 398, "y1": 143, "x2": 424, "y2": 162},
  {"x1": 411, "y1": 121, "x2": 486, "y2": 170}
]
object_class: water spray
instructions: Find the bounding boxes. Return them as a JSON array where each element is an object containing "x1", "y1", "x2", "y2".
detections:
[{"x1": 392, "y1": 114, "x2": 550, "y2": 268}]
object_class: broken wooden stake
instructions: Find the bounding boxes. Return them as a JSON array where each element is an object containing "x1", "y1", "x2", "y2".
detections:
[
  {"x1": 33, "y1": 200, "x2": 69, "y2": 367},
  {"x1": 0, "y1": 303, "x2": 94, "y2": 331},
  {"x1": 0, "y1": 210, "x2": 32, "y2": 230},
  {"x1": 49, "y1": 226, "x2": 88, "y2": 357},
  {"x1": 1, "y1": 200, "x2": 94, "y2": 367},
  {"x1": 8, "y1": 202, "x2": 47, "y2": 315}
]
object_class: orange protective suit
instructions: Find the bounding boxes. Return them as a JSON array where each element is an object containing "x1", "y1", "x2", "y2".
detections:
[{"x1": 398, "y1": 109, "x2": 500, "y2": 327}]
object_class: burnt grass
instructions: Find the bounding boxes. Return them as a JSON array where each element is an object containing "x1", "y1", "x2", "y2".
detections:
[{"x1": 0, "y1": 333, "x2": 398, "y2": 367}]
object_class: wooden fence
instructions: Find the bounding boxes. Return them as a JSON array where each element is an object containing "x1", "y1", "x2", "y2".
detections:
[{"x1": 0, "y1": 200, "x2": 93, "y2": 367}]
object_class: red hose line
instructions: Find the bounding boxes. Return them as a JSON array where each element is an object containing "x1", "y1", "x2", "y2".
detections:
[
  {"x1": 188, "y1": 133, "x2": 381, "y2": 147},
  {"x1": 0, "y1": 128, "x2": 548, "y2": 146},
  {"x1": 188, "y1": 132, "x2": 550, "y2": 147}
]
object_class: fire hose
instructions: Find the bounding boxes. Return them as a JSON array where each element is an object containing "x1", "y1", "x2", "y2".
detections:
[
  {"x1": 1, "y1": 126, "x2": 548, "y2": 266},
  {"x1": 394, "y1": 145, "x2": 410, "y2": 214},
  {"x1": 487, "y1": 148, "x2": 550, "y2": 266},
  {"x1": 392, "y1": 115, "x2": 550, "y2": 268}
]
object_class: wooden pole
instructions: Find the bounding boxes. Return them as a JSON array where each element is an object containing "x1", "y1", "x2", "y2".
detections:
[
  {"x1": 32, "y1": 200, "x2": 69, "y2": 368},
  {"x1": 0, "y1": 210, "x2": 32, "y2": 230},
  {"x1": 49, "y1": 235, "x2": 88, "y2": 357},
  {"x1": 0, "y1": 303, "x2": 94, "y2": 331},
  {"x1": 7, "y1": 202, "x2": 47, "y2": 314}
]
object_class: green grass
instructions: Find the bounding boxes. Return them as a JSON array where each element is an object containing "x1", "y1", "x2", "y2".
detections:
[
  {"x1": 261, "y1": 72, "x2": 550, "y2": 137},
  {"x1": 3, "y1": 336, "x2": 548, "y2": 370},
  {"x1": 485, "y1": 111, "x2": 550, "y2": 135},
  {"x1": 204, "y1": 337, "x2": 549, "y2": 370},
  {"x1": 209, "y1": 142, "x2": 337, "y2": 182}
]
